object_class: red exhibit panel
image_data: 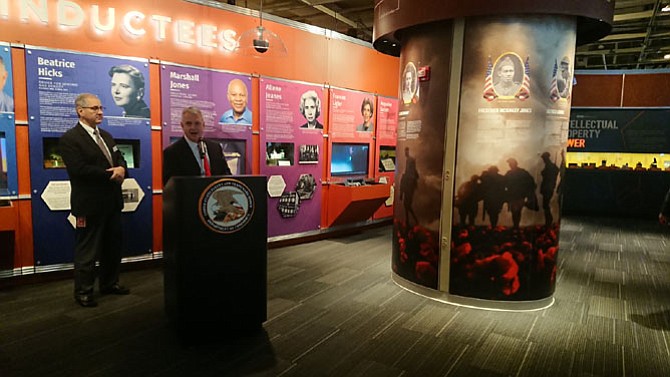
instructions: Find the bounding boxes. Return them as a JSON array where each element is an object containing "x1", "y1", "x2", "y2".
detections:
[
  {"x1": 373, "y1": 96, "x2": 398, "y2": 220},
  {"x1": 326, "y1": 183, "x2": 391, "y2": 227}
]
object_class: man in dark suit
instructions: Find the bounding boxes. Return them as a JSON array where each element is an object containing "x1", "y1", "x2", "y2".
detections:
[
  {"x1": 163, "y1": 106, "x2": 232, "y2": 185},
  {"x1": 59, "y1": 93, "x2": 129, "y2": 308}
]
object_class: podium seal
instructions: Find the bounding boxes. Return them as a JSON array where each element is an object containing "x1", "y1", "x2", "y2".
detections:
[{"x1": 199, "y1": 178, "x2": 255, "y2": 233}]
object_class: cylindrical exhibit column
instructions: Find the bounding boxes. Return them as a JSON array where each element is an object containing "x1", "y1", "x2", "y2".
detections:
[
  {"x1": 392, "y1": 22, "x2": 454, "y2": 290},
  {"x1": 377, "y1": 1, "x2": 614, "y2": 310},
  {"x1": 448, "y1": 16, "x2": 576, "y2": 305}
]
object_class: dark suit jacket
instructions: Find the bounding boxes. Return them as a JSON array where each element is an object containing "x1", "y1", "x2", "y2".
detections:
[
  {"x1": 59, "y1": 123, "x2": 127, "y2": 217},
  {"x1": 162, "y1": 137, "x2": 232, "y2": 185}
]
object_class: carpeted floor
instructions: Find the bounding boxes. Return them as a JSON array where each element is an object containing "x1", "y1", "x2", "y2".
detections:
[{"x1": 1, "y1": 216, "x2": 669, "y2": 376}]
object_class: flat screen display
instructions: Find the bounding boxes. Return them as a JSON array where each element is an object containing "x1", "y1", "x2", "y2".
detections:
[
  {"x1": 116, "y1": 139, "x2": 141, "y2": 169},
  {"x1": 266, "y1": 142, "x2": 294, "y2": 166},
  {"x1": 331, "y1": 143, "x2": 369, "y2": 176},
  {"x1": 43, "y1": 137, "x2": 65, "y2": 169}
]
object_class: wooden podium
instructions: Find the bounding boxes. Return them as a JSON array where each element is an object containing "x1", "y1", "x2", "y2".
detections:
[{"x1": 163, "y1": 176, "x2": 267, "y2": 334}]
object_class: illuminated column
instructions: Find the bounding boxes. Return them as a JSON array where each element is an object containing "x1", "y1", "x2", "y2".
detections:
[{"x1": 375, "y1": 1, "x2": 613, "y2": 310}]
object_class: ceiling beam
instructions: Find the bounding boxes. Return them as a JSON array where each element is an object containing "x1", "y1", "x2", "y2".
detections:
[{"x1": 298, "y1": 0, "x2": 359, "y2": 28}]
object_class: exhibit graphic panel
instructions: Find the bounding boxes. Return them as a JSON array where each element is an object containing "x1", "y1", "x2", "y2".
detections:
[
  {"x1": 0, "y1": 44, "x2": 17, "y2": 198},
  {"x1": 374, "y1": 96, "x2": 399, "y2": 219},
  {"x1": 376, "y1": 96, "x2": 399, "y2": 146},
  {"x1": 392, "y1": 27, "x2": 453, "y2": 290},
  {"x1": 567, "y1": 108, "x2": 670, "y2": 153},
  {"x1": 160, "y1": 64, "x2": 252, "y2": 175},
  {"x1": 25, "y1": 47, "x2": 153, "y2": 266},
  {"x1": 260, "y1": 78, "x2": 323, "y2": 237},
  {"x1": 0, "y1": 43, "x2": 14, "y2": 114},
  {"x1": 449, "y1": 16, "x2": 576, "y2": 301},
  {"x1": 328, "y1": 88, "x2": 376, "y2": 140}
]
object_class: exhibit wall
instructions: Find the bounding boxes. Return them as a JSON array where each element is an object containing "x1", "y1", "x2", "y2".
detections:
[
  {"x1": 562, "y1": 70, "x2": 670, "y2": 219},
  {"x1": 0, "y1": 0, "x2": 399, "y2": 276}
]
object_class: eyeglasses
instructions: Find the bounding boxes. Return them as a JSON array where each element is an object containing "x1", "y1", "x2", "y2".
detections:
[{"x1": 81, "y1": 106, "x2": 105, "y2": 111}]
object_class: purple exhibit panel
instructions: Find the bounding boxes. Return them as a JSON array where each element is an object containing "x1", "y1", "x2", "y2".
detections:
[
  {"x1": 160, "y1": 64, "x2": 252, "y2": 175},
  {"x1": 260, "y1": 78, "x2": 324, "y2": 237}
]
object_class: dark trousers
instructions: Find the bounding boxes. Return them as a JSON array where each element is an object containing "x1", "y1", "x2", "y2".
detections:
[{"x1": 73, "y1": 212, "x2": 122, "y2": 294}]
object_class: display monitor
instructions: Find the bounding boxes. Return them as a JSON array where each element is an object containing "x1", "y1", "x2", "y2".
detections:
[
  {"x1": 43, "y1": 138, "x2": 65, "y2": 169},
  {"x1": 116, "y1": 139, "x2": 141, "y2": 169},
  {"x1": 219, "y1": 139, "x2": 246, "y2": 175},
  {"x1": 266, "y1": 142, "x2": 294, "y2": 166},
  {"x1": 331, "y1": 142, "x2": 369, "y2": 176},
  {"x1": 378, "y1": 145, "x2": 396, "y2": 172}
]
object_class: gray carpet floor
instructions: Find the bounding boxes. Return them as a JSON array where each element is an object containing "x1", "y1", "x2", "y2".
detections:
[{"x1": 1, "y1": 215, "x2": 669, "y2": 376}]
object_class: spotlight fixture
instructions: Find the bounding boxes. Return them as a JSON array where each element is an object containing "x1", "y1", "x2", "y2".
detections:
[{"x1": 235, "y1": 0, "x2": 287, "y2": 57}]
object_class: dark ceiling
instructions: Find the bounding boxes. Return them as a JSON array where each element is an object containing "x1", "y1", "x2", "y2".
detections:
[{"x1": 211, "y1": 0, "x2": 670, "y2": 70}]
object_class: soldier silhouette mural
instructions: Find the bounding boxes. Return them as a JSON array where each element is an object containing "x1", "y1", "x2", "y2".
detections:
[
  {"x1": 504, "y1": 158, "x2": 538, "y2": 229},
  {"x1": 456, "y1": 174, "x2": 481, "y2": 226},
  {"x1": 479, "y1": 165, "x2": 506, "y2": 227},
  {"x1": 540, "y1": 151, "x2": 560, "y2": 227},
  {"x1": 399, "y1": 147, "x2": 419, "y2": 227}
]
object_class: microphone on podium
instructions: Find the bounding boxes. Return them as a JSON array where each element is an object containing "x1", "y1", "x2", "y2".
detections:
[{"x1": 198, "y1": 138, "x2": 207, "y2": 159}]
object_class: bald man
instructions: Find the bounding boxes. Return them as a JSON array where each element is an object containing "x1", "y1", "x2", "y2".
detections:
[{"x1": 219, "y1": 78, "x2": 252, "y2": 125}]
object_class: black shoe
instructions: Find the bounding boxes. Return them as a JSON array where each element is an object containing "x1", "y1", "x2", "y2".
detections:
[
  {"x1": 75, "y1": 294, "x2": 98, "y2": 308},
  {"x1": 100, "y1": 284, "x2": 130, "y2": 295}
]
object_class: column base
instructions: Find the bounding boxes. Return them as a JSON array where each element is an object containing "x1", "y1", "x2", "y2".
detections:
[{"x1": 392, "y1": 273, "x2": 554, "y2": 312}]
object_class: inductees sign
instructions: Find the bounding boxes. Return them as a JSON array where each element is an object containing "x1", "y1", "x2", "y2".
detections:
[
  {"x1": 0, "y1": 1, "x2": 239, "y2": 53},
  {"x1": 199, "y1": 178, "x2": 255, "y2": 234}
]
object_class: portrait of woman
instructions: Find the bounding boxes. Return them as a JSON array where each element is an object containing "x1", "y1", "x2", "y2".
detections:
[
  {"x1": 356, "y1": 97, "x2": 374, "y2": 132},
  {"x1": 108, "y1": 64, "x2": 150, "y2": 118},
  {"x1": 299, "y1": 90, "x2": 323, "y2": 129}
]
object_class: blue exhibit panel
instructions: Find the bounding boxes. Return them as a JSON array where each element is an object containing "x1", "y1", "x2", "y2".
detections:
[
  {"x1": 25, "y1": 48, "x2": 153, "y2": 266},
  {"x1": 0, "y1": 114, "x2": 17, "y2": 198},
  {"x1": 568, "y1": 108, "x2": 670, "y2": 153}
]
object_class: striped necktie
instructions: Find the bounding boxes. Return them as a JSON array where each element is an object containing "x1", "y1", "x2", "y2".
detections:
[{"x1": 94, "y1": 129, "x2": 114, "y2": 166}]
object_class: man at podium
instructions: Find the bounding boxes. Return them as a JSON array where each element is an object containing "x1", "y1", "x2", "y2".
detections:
[{"x1": 163, "y1": 106, "x2": 232, "y2": 184}]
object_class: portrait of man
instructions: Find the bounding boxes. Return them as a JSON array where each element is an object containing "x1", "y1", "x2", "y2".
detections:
[
  {"x1": 219, "y1": 78, "x2": 252, "y2": 125},
  {"x1": 557, "y1": 56, "x2": 572, "y2": 98},
  {"x1": 0, "y1": 55, "x2": 14, "y2": 113},
  {"x1": 493, "y1": 55, "x2": 522, "y2": 97},
  {"x1": 401, "y1": 63, "x2": 417, "y2": 104}
]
